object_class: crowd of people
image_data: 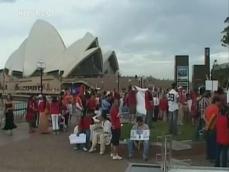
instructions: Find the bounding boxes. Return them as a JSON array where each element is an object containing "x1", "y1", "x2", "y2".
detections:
[{"x1": 0, "y1": 83, "x2": 228, "y2": 166}]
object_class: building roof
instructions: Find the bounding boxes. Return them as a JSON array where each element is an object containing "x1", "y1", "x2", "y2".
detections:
[
  {"x1": 103, "y1": 51, "x2": 119, "y2": 74},
  {"x1": 5, "y1": 20, "x2": 118, "y2": 77}
]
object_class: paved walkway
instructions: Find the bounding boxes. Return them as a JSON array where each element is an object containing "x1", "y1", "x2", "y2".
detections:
[
  {"x1": 0, "y1": 121, "x2": 213, "y2": 172},
  {"x1": 0, "y1": 123, "x2": 128, "y2": 172}
]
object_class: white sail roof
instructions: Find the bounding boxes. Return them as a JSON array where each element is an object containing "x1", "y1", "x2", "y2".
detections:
[
  {"x1": 5, "y1": 20, "x2": 117, "y2": 77},
  {"x1": 103, "y1": 50, "x2": 119, "y2": 74}
]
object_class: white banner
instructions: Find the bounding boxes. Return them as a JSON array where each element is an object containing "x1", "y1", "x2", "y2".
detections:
[
  {"x1": 135, "y1": 86, "x2": 148, "y2": 115},
  {"x1": 130, "y1": 129, "x2": 150, "y2": 141},
  {"x1": 205, "y1": 80, "x2": 218, "y2": 91},
  {"x1": 69, "y1": 133, "x2": 86, "y2": 144}
]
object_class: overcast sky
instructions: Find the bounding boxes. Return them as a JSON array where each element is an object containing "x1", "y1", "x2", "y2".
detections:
[{"x1": 0, "y1": 0, "x2": 228, "y2": 79}]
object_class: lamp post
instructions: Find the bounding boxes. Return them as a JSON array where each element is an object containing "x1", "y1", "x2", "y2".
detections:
[
  {"x1": 37, "y1": 61, "x2": 45, "y2": 95},
  {"x1": 59, "y1": 70, "x2": 64, "y2": 92},
  {"x1": 117, "y1": 72, "x2": 120, "y2": 92}
]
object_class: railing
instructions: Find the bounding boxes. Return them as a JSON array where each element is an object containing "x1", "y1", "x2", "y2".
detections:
[
  {"x1": 13, "y1": 101, "x2": 27, "y2": 121},
  {"x1": 156, "y1": 135, "x2": 172, "y2": 172}
]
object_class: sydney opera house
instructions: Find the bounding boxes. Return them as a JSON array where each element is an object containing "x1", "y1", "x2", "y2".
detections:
[
  {"x1": 0, "y1": 20, "x2": 121, "y2": 94},
  {"x1": 5, "y1": 20, "x2": 119, "y2": 78}
]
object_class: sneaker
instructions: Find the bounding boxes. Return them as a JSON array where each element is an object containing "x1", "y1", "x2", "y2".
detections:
[
  {"x1": 99, "y1": 152, "x2": 104, "y2": 155},
  {"x1": 110, "y1": 153, "x2": 114, "y2": 157},
  {"x1": 83, "y1": 147, "x2": 88, "y2": 152},
  {"x1": 113, "y1": 155, "x2": 122, "y2": 160},
  {"x1": 89, "y1": 148, "x2": 96, "y2": 153}
]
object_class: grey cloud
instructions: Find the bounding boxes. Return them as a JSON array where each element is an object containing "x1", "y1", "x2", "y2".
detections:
[
  {"x1": 0, "y1": 0, "x2": 16, "y2": 3},
  {"x1": 0, "y1": 0, "x2": 228, "y2": 79}
]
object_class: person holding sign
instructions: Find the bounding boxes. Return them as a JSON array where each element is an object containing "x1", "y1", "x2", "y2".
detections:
[
  {"x1": 128, "y1": 116, "x2": 150, "y2": 161},
  {"x1": 75, "y1": 110, "x2": 94, "y2": 151}
]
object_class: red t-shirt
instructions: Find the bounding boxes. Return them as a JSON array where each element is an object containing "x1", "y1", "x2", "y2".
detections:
[
  {"x1": 159, "y1": 98, "x2": 168, "y2": 111},
  {"x1": 26, "y1": 100, "x2": 37, "y2": 122},
  {"x1": 87, "y1": 98, "x2": 97, "y2": 111},
  {"x1": 50, "y1": 102, "x2": 60, "y2": 114},
  {"x1": 38, "y1": 101, "x2": 47, "y2": 113},
  {"x1": 127, "y1": 90, "x2": 137, "y2": 107},
  {"x1": 110, "y1": 106, "x2": 121, "y2": 129},
  {"x1": 145, "y1": 91, "x2": 154, "y2": 111},
  {"x1": 205, "y1": 104, "x2": 219, "y2": 130},
  {"x1": 79, "y1": 116, "x2": 93, "y2": 130},
  {"x1": 216, "y1": 115, "x2": 229, "y2": 145}
]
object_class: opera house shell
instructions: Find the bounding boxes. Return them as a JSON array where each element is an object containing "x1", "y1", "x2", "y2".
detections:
[{"x1": 5, "y1": 20, "x2": 119, "y2": 78}]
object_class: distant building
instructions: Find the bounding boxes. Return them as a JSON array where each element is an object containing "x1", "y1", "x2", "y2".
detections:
[
  {"x1": 212, "y1": 62, "x2": 229, "y2": 88},
  {"x1": 174, "y1": 55, "x2": 189, "y2": 90},
  {"x1": 192, "y1": 65, "x2": 208, "y2": 89},
  {"x1": 192, "y1": 47, "x2": 210, "y2": 90}
]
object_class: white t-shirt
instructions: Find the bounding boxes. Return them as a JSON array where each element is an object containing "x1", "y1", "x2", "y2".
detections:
[
  {"x1": 153, "y1": 97, "x2": 159, "y2": 106},
  {"x1": 102, "y1": 120, "x2": 111, "y2": 134},
  {"x1": 227, "y1": 89, "x2": 229, "y2": 104},
  {"x1": 167, "y1": 89, "x2": 179, "y2": 112}
]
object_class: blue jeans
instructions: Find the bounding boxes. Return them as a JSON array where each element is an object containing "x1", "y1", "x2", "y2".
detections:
[
  {"x1": 168, "y1": 110, "x2": 178, "y2": 135},
  {"x1": 206, "y1": 130, "x2": 216, "y2": 160},
  {"x1": 76, "y1": 129, "x2": 91, "y2": 149},
  {"x1": 215, "y1": 144, "x2": 228, "y2": 167},
  {"x1": 128, "y1": 140, "x2": 149, "y2": 159},
  {"x1": 195, "y1": 117, "x2": 205, "y2": 140},
  {"x1": 145, "y1": 110, "x2": 153, "y2": 128}
]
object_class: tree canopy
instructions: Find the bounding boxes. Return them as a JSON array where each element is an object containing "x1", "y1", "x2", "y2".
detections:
[{"x1": 221, "y1": 17, "x2": 229, "y2": 47}]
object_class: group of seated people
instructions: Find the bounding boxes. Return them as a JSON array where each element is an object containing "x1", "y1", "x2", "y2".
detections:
[{"x1": 71, "y1": 109, "x2": 150, "y2": 161}]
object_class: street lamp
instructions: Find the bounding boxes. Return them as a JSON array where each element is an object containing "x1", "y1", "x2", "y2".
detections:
[
  {"x1": 37, "y1": 61, "x2": 46, "y2": 95},
  {"x1": 117, "y1": 72, "x2": 120, "y2": 92}
]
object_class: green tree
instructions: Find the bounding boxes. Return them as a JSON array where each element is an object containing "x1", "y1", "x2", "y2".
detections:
[{"x1": 221, "y1": 17, "x2": 229, "y2": 47}]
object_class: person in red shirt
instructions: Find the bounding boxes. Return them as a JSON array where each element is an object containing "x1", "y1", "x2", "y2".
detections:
[
  {"x1": 204, "y1": 96, "x2": 221, "y2": 161},
  {"x1": 26, "y1": 95, "x2": 38, "y2": 133},
  {"x1": 215, "y1": 106, "x2": 229, "y2": 167},
  {"x1": 178, "y1": 88, "x2": 187, "y2": 125},
  {"x1": 87, "y1": 94, "x2": 97, "y2": 113},
  {"x1": 38, "y1": 95, "x2": 50, "y2": 134},
  {"x1": 159, "y1": 94, "x2": 168, "y2": 121},
  {"x1": 145, "y1": 87, "x2": 154, "y2": 128},
  {"x1": 76, "y1": 110, "x2": 94, "y2": 151},
  {"x1": 127, "y1": 85, "x2": 137, "y2": 122},
  {"x1": 110, "y1": 98, "x2": 122, "y2": 160},
  {"x1": 50, "y1": 96, "x2": 61, "y2": 134}
]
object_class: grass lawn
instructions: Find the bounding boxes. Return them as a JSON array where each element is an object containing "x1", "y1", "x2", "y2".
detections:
[{"x1": 121, "y1": 121, "x2": 196, "y2": 141}]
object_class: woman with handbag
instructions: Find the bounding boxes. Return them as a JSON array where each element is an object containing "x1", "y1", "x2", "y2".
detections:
[
  {"x1": 3, "y1": 94, "x2": 17, "y2": 135},
  {"x1": 38, "y1": 95, "x2": 50, "y2": 134}
]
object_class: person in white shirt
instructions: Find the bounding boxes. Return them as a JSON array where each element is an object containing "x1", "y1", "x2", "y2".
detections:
[
  {"x1": 167, "y1": 83, "x2": 179, "y2": 136},
  {"x1": 89, "y1": 113, "x2": 112, "y2": 155}
]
